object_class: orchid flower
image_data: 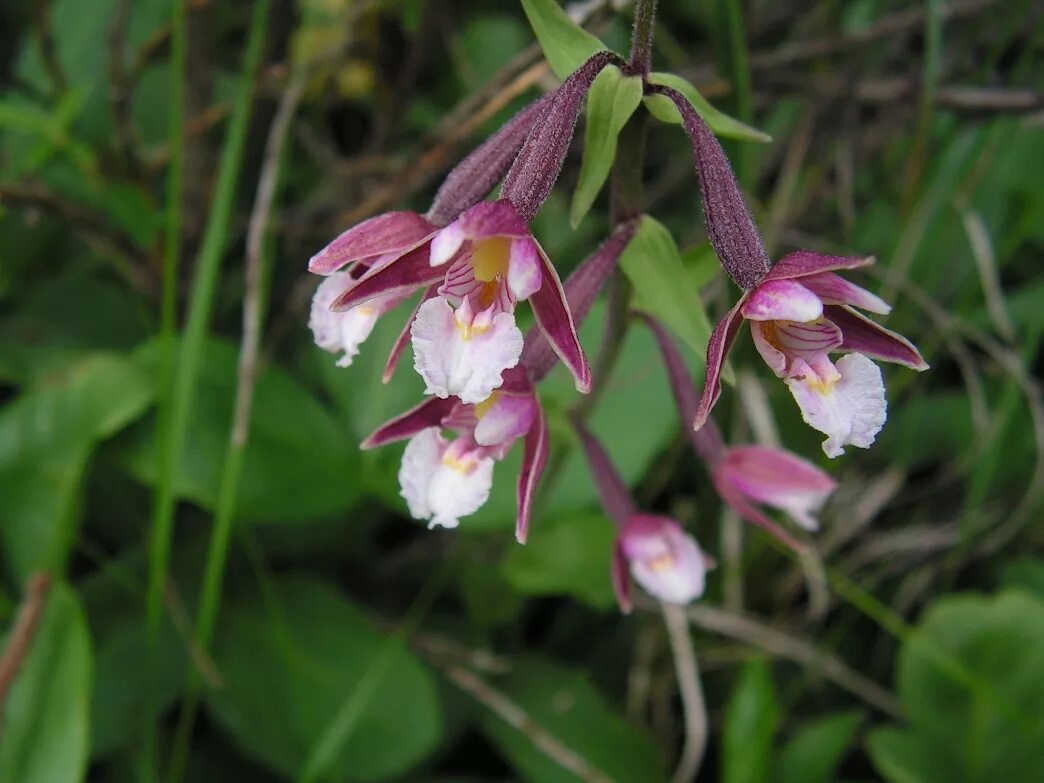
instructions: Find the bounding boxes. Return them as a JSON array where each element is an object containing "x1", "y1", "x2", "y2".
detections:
[{"x1": 652, "y1": 83, "x2": 927, "y2": 457}]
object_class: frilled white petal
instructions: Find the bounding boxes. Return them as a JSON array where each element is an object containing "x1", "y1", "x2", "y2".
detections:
[
  {"x1": 309, "y1": 274, "x2": 382, "y2": 367},
  {"x1": 411, "y1": 297, "x2": 523, "y2": 404},
  {"x1": 397, "y1": 429, "x2": 494, "y2": 529},
  {"x1": 398, "y1": 428, "x2": 444, "y2": 522},
  {"x1": 786, "y1": 353, "x2": 886, "y2": 458}
]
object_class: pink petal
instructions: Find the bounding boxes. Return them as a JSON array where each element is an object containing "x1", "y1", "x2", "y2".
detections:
[
  {"x1": 718, "y1": 445, "x2": 836, "y2": 530},
  {"x1": 693, "y1": 300, "x2": 745, "y2": 431},
  {"x1": 507, "y1": 237, "x2": 543, "y2": 300},
  {"x1": 361, "y1": 396, "x2": 457, "y2": 450},
  {"x1": 741, "y1": 279, "x2": 823, "y2": 322},
  {"x1": 712, "y1": 475, "x2": 805, "y2": 551},
  {"x1": 456, "y1": 199, "x2": 530, "y2": 241},
  {"x1": 515, "y1": 400, "x2": 549, "y2": 544},
  {"x1": 529, "y1": 244, "x2": 591, "y2": 393},
  {"x1": 308, "y1": 211, "x2": 435, "y2": 275},
  {"x1": 383, "y1": 286, "x2": 438, "y2": 384},
  {"x1": 619, "y1": 515, "x2": 707, "y2": 604},
  {"x1": 800, "y1": 272, "x2": 891, "y2": 314},
  {"x1": 763, "y1": 250, "x2": 874, "y2": 283},
  {"x1": 332, "y1": 244, "x2": 443, "y2": 311},
  {"x1": 474, "y1": 393, "x2": 538, "y2": 449},
  {"x1": 826, "y1": 306, "x2": 929, "y2": 370},
  {"x1": 429, "y1": 222, "x2": 466, "y2": 267},
  {"x1": 749, "y1": 321, "x2": 788, "y2": 377}
]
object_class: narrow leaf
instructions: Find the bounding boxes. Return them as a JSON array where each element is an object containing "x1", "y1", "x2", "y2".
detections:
[
  {"x1": 521, "y1": 0, "x2": 607, "y2": 80},
  {"x1": 643, "y1": 71, "x2": 771, "y2": 143},
  {"x1": 779, "y1": 710, "x2": 865, "y2": 783},
  {"x1": 722, "y1": 658, "x2": 779, "y2": 783},
  {"x1": 570, "y1": 65, "x2": 643, "y2": 228},
  {"x1": 618, "y1": 215, "x2": 713, "y2": 360}
]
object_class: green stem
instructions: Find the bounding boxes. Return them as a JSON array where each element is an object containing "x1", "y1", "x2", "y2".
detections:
[{"x1": 721, "y1": 0, "x2": 753, "y2": 188}]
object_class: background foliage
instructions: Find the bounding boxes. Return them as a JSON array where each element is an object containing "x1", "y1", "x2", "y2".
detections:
[{"x1": 0, "y1": 0, "x2": 1042, "y2": 781}]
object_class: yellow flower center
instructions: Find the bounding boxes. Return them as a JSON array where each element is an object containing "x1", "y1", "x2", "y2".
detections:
[
  {"x1": 442, "y1": 451, "x2": 477, "y2": 474},
  {"x1": 648, "y1": 553, "x2": 676, "y2": 572},
  {"x1": 471, "y1": 237, "x2": 510, "y2": 282}
]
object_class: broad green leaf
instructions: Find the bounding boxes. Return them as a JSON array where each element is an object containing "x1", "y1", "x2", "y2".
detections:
[
  {"x1": 501, "y1": 511, "x2": 617, "y2": 608},
  {"x1": 999, "y1": 558, "x2": 1044, "y2": 600},
  {"x1": 0, "y1": 353, "x2": 154, "y2": 581},
  {"x1": 480, "y1": 658, "x2": 669, "y2": 783},
  {"x1": 779, "y1": 710, "x2": 865, "y2": 783},
  {"x1": 570, "y1": 65, "x2": 644, "y2": 227},
  {"x1": 0, "y1": 583, "x2": 92, "y2": 783},
  {"x1": 520, "y1": 0, "x2": 607, "y2": 80},
  {"x1": 643, "y1": 72, "x2": 770, "y2": 143},
  {"x1": 867, "y1": 590, "x2": 1044, "y2": 783},
  {"x1": 124, "y1": 338, "x2": 362, "y2": 523},
  {"x1": 722, "y1": 659, "x2": 778, "y2": 783},
  {"x1": 205, "y1": 575, "x2": 442, "y2": 781},
  {"x1": 619, "y1": 215, "x2": 713, "y2": 359}
]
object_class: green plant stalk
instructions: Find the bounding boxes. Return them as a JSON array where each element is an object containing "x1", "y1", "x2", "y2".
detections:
[
  {"x1": 721, "y1": 0, "x2": 753, "y2": 188},
  {"x1": 143, "y1": 0, "x2": 186, "y2": 777},
  {"x1": 144, "y1": 0, "x2": 270, "y2": 774}
]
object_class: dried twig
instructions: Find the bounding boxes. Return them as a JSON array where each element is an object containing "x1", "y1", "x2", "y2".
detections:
[
  {"x1": 0, "y1": 574, "x2": 53, "y2": 714},
  {"x1": 662, "y1": 603, "x2": 708, "y2": 783}
]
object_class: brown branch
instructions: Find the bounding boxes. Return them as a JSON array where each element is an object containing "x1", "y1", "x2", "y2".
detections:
[{"x1": 0, "y1": 573, "x2": 53, "y2": 714}]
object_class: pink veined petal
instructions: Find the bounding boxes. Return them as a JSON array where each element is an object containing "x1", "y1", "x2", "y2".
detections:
[
  {"x1": 611, "y1": 540, "x2": 633, "y2": 614},
  {"x1": 516, "y1": 400, "x2": 549, "y2": 544},
  {"x1": 786, "y1": 354, "x2": 886, "y2": 458},
  {"x1": 763, "y1": 250, "x2": 875, "y2": 282},
  {"x1": 741, "y1": 279, "x2": 823, "y2": 322},
  {"x1": 529, "y1": 244, "x2": 591, "y2": 393},
  {"x1": 411, "y1": 298, "x2": 523, "y2": 404},
  {"x1": 693, "y1": 300, "x2": 745, "y2": 431},
  {"x1": 332, "y1": 243, "x2": 443, "y2": 311},
  {"x1": 383, "y1": 286, "x2": 438, "y2": 384},
  {"x1": 718, "y1": 445, "x2": 836, "y2": 531},
  {"x1": 438, "y1": 255, "x2": 483, "y2": 303},
  {"x1": 750, "y1": 321, "x2": 788, "y2": 377},
  {"x1": 308, "y1": 211, "x2": 436, "y2": 275},
  {"x1": 361, "y1": 396, "x2": 458, "y2": 450},
  {"x1": 825, "y1": 305, "x2": 929, "y2": 370},
  {"x1": 800, "y1": 272, "x2": 891, "y2": 314},
  {"x1": 474, "y1": 393, "x2": 538, "y2": 449},
  {"x1": 507, "y1": 236, "x2": 543, "y2": 300}
]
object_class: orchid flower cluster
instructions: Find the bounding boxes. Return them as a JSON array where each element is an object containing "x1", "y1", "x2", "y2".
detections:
[{"x1": 306, "y1": 3, "x2": 926, "y2": 612}]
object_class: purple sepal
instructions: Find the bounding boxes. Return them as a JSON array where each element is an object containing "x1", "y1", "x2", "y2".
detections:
[
  {"x1": 308, "y1": 211, "x2": 436, "y2": 275},
  {"x1": 651, "y1": 84, "x2": 770, "y2": 291},
  {"x1": 360, "y1": 396, "x2": 457, "y2": 450},
  {"x1": 639, "y1": 314, "x2": 725, "y2": 464},
  {"x1": 383, "y1": 286, "x2": 437, "y2": 384},
  {"x1": 711, "y1": 475, "x2": 805, "y2": 552},
  {"x1": 516, "y1": 399, "x2": 548, "y2": 544},
  {"x1": 529, "y1": 245, "x2": 591, "y2": 393},
  {"x1": 501, "y1": 51, "x2": 624, "y2": 222},
  {"x1": 575, "y1": 422, "x2": 635, "y2": 528},
  {"x1": 826, "y1": 305, "x2": 929, "y2": 370},
  {"x1": 332, "y1": 244, "x2": 444, "y2": 311},
  {"x1": 693, "y1": 300, "x2": 745, "y2": 431},
  {"x1": 521, "y1": 220, "x2": 637, "y2": 382},
  {"x1": 427, "y1": 95, "x2": 552, "y2": 226},
  {"x1": 611, "y1": 541, "x2": 633, "y2": 613},
  {"x1": 763, "y1": 250, "x2": 874, "y2": 282}
]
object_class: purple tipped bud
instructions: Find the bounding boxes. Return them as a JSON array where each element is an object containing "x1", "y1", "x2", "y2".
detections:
[
  {"x1": 614, "y1": 515, "x2": 708, "y2": 612},
  {"x1": 650, "y1": 85, "x2": 770, "y2": 290},
  {"x1": 427, "y1": 94, "x2": 553, "y2": 226},
  {"x1": 502, "y1": 51, "x2": 624, "y2": 222}
]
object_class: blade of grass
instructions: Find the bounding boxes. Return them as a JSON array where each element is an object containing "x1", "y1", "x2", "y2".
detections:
[
  {"x1": 720, "y1": 0, "x2": 754, "y2": 188},
  {"x1": 143, "y1": 0, "x2": 186, "y2": 777},
  {"x1": 145, "y1": 0, "x2": 271, "y2": 776}
]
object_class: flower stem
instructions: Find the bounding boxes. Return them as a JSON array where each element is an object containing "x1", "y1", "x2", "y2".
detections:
[{"x1": 628, "y1": 0, "x2": 658, "y2": 75}]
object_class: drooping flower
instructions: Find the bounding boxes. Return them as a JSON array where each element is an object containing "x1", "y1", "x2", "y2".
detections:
[
  {"x1": 309, "y1": 273, "x2": 407, "y2": 367},
  {"x1": 613, "y1": 515, "x2": 710, "y2": 611},
  {"x1": 363, "y1": 368, "x2": 546, "y2": 541},
  {"x1": 694, "y1": 251, "x2": 926, "y2": 457},
  {"x1": 712, "y1": 445, "x2": 836, "y2": 531}
]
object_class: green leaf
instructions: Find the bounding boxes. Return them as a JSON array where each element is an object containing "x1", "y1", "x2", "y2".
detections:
[
  {"x1": 619, "y1": 215, "x2": 713, "y2": 359},
  {"x1": 779, "y1": 710, "x2": 865, "y2": 783},
  {"x1": 570, "y1": 65, "x2": 643, "y2": 227},
  {"x1": 642, "y1": 72, "x2": 771, "y2": 143},
  {"x1": 722, "y1": 658, "x2": 778, "y2": 783},
  {"x1": 480, "y1": 658, "x2": 669, "y2": 783},
  {"x1": 501, "y1": 511, "x2": 617, "y2": 608},
  {"x1": 520, "y1": 0, "x2": 607, "y2": 80},
  {"x1": 0, "y1": 583, "x2": 92, "y2": 783},
  {"x1": 867, "y1": 590, "x2": 1044, "y2": 783},
  {"x1": 205, "y1": 575, "x2": 442, "y2": 782},
  {"x1": 124, "y1": 339, "x2": 362, "y2": 523},
  {"x1": 0, "y1": 353, "x2": 154, "y2": 581}
]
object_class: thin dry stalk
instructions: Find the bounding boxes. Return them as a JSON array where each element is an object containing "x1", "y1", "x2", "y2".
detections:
[{"x1": 662, "y1": 603, "x2": 708, "y2": 783}]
